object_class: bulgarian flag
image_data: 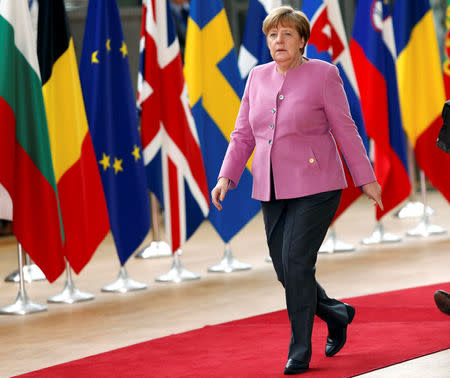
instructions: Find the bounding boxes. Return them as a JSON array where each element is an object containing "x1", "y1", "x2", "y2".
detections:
[{"x1": 0, "y1": 0, "x2": 65, "y2": 282}]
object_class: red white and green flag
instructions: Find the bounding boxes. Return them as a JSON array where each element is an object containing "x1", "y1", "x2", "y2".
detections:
[{"x1": 0, "y1": 0, "x2": 65, "y2": 282}]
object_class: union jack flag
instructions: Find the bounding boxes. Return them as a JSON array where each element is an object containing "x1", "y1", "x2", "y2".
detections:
[{"x1": 137, "y1": 0, "x2": 209, "y2": 253}]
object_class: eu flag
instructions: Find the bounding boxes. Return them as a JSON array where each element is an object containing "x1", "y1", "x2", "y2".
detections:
[{"x1": 80, "y1": 0, "x2": 150, "y2": 265}]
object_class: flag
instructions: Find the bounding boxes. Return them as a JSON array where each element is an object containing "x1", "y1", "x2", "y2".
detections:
[
  {"x1": 350, "y1": 0, "x2": 411, "y2": 219},
  {"x1": 185, "y1": 0, "x2": 261, "y2": 243},
  {"x1": 238, "y1": 0, "x2": 281, "y2": 81},
  {"x1": 37, "y1": 0, "x2": 109, "y2": 273},
  {"x1": 80, "y1": 0, "x2": 150, "y2": 265},
  {"x1": 444, "y1": 0, "x2": 450, "y2": 98},
  {"x1": 302, "y1": 0, "x2": 370, "y2": 221},
  {"x1": 393, "y1": 0, "x2": 450, "y2": 202},
  {"x1": 138, "y1": 0, "x2": 209, "y2": 253},
  {"x1": 0, "y1": 0, "x2": 64, "y2": 282}
]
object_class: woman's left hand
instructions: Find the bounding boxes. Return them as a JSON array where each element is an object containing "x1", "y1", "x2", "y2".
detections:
[{"x1": 362, "y1": 181, "x2": 383, "y2": 211}]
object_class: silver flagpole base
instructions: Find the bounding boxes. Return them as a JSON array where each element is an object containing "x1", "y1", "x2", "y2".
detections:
[
  {"x1": 155, "y1": 250, "x2": 200, "y2": 282},
  {"x1": 48, "y1": 261, "x2": 94, "y2": 303},
  {"x1": 47, "y1": 282, "x2": 94, "y2": 304},
  {"x1": 406, "y1": 215, "x2": 447, "y2": 237},
  {"x1": 265, "y1": 256, "x2": 272, "y2": 263},
  {"x1": 0, "y1": 290, "x2": 47, "y2": 315},
  {"x1": 102, "y1": 267, "x2": 147, "y2": 293},
  {"x1": 208, "y1": 243, "x2": 252, "y2": 273},
  {"x1": 361, "y1": 222, "x2": 402, "y2": 245},
  {"x1": 393, "y1": 201, "x2": 434, "y2": 219},
  {"x1": 5, "y1": 264, "x2": 47, "y2": 283},
  {"x1": 135, "y1": 241, "x2": 171, "y2": 259},
  {"x1": 319, "y1": 229, "x2": 355, "y2": 254}
]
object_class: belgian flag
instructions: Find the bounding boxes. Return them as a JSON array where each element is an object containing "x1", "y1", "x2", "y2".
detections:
[{"x1": 37, "y1": 0, "x2": 109, "y2": 273}]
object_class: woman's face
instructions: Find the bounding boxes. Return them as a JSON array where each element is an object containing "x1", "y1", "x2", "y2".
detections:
[{"x1": 266, "y1": 24, "x2": 305, "y2": 65}]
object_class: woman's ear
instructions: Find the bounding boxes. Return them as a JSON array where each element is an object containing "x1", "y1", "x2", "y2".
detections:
[{"x1": 299, "y1": 37, "x2": 305, "y2": 49}]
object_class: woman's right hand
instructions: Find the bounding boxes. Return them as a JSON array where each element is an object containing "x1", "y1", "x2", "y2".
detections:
[{"x1": 211, "y1": 177, "x2": 230, "y2": 211}]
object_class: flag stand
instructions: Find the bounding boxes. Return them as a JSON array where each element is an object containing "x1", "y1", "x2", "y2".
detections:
[
  {"x1": 319, "y1": 227, "x2": 355, "y2": 254},
  {"x1": 0, "y1": 244, "x2": 47, "y2": 315},
  {"x1": 361, "y1": 221, "x2": 402, "y2": 245},
  {"x1": 4, "y1": 253, "x2": 46, "y2": 283},
  {"x1": 155, "y1": 250, "x2": 200, "y2": 282},
  {"x1": 394, "y1": 143, "x2": 434, "y2": 218},
  {"x1": 47, "y1": 259, "x2": 94, "y2": 303},
  {"x1": 406, "y1": 171, "x2": 447, "y2": 237},
  {"x1": 208, "y1": 243, "x2": 252, "y2": 273},
  {"x1": 135, "y1": 194, "x2": 171, "y2": 259},
  {"x1": 101, "y1": 266, "x2": 147, "y2": 293}
]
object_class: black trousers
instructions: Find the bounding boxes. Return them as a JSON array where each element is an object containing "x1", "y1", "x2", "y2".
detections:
[{"x1": 261, "y1": 189, "x2": 350, "y2": 364}]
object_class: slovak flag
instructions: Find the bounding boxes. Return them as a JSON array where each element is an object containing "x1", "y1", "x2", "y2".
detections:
[
  {"x1": 137, "y1": 0, "x2": 209, "y2": 253},
  {"x1": 302, "y1": 0, "x2": 369, "y2": 220},
  {"x1": 350, "y1": 0, "x2": 411, "y2": 219}
]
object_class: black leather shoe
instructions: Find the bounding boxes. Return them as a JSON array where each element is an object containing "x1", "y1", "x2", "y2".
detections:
[
  {"x1": 325, "y1": 303, "x2": 355, "y2": 357},
  {"x1": 284, "y1": 359, "x2": 309, "y2": 375},
  {"x1": 434, "y1": 290, "x2": 450, "y2": 315}
]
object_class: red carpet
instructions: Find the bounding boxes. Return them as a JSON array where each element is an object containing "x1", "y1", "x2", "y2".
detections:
[{"x1": 17, "y1": 283, "x2": 450, "y2": 377}]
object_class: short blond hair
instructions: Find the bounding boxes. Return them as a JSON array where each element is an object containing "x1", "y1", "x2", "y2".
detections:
[{"x1": 262, "y1": 6, "x2": 310, "y2": 55}]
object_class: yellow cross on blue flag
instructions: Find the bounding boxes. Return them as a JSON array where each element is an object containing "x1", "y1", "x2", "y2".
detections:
[{"x1": 184, "y1": 0, "x2": 260, "y2": 242}]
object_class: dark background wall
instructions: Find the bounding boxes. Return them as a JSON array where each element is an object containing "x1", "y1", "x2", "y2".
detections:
[{"x1": 65, "y1": 0, "x2": 446, "y2": 95}]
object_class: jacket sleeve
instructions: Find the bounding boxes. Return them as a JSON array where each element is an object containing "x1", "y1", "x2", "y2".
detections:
[
  {"x1": 218, "y1": 69, "x2": 256, "y2": 189},
  {"x1": 323, "y1": 65, "x2": 376, "y2": 187}
]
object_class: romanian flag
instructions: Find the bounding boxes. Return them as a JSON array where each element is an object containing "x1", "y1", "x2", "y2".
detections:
[
  {"x1": 37, "y1": 0, "x2": 110, "y2": 273},
  {"x1": 444, "y1": 0, "x2": 450, "y2": 98},
  {"x1": 0, "y1": 0, "x2": 64, "y2": 282},
  {"x1": 350, "y1": 0, "x2": 411, "y2": 219},
  {"x1": 393, "y1": 0, "x2": 450, "y2": 202},
  {"x1": 184, "y1": 0, "x2": 260, "y2": 242}
]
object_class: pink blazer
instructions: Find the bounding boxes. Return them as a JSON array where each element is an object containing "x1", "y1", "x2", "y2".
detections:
[{"x1": 219, "y1": 59, "x2": 375, "y2": 201}]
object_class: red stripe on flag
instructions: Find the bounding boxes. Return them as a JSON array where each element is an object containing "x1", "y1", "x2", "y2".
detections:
[
  {"x1": 168, "y1": 158, "x2": 180, "y2": 252},
  {"x1": 57, "y1": 135, "x2": 109, "y2": 274},
  {"x1": 350, "y1": 41, "x2": 411, "y2": 219},
  {"x1": 0, "y1": 97, "x2": 65, "y2": 282},
  {"x1": 415, "y1": 116, "x2": 450, "y2": 203}
]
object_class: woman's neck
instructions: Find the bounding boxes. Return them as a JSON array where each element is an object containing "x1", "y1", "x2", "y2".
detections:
[{"x1": 276, "y1": 54, "x2": 303, "y2": 76}]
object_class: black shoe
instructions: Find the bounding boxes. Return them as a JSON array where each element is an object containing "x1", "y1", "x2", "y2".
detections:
[
  {"x1": 284, "y1": 359, "x2": 309, "y2": 375},
  {"x1": 325, "y1": 303, "x2": 355, "y2": 357},
  {"x1": 434, "y1": 290, "x2": 450, "y2": 315}
]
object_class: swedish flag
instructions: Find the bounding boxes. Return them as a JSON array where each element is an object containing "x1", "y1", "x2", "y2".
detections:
[
  {"x1": 79, "y1": 0, "x2": 150, "y2": 265},
  {"x1": 184, "y1": 0, "x2": 260, "y2": 242}
]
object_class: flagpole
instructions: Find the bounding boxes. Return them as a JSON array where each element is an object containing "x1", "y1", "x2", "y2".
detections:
[
  {"x1": 155, "y1": 250, "x2": 200, "y2": 282},
  {"x1": 47, "y1": 259, "x2": 94, "y2": 303},
  {"x1": 208, "y1": 243, "x2": 252, "y2": 273},
  {"x1": 406, "y1": 170, "x2": 447, "y2": 237},
  {"x1": 101, "y1": 265, "x2": 147, "y2": 293},
  {"x1": 394, "y1": 142, "x2": 434, "y2": 218},
  {"x1": 319, "y1": 226, "x2": 355, "y2": 254},
  {"x1": 4, "y1": 252, "x2": 46, "y2": 283},
  {"x1": 0, "y1": 243, "x2": 47, "y2": 315},
  {"x1": 361, "y1": 221, "x2": 402, "y2": 245},
  {"x1": 135, "y1": 193, "x2": 171, "y2": 259}
]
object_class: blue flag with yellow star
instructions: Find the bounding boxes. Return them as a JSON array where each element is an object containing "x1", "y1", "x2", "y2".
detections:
[{"x1": 79, "y1": 0, "x2": 150, "y2": 265}]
